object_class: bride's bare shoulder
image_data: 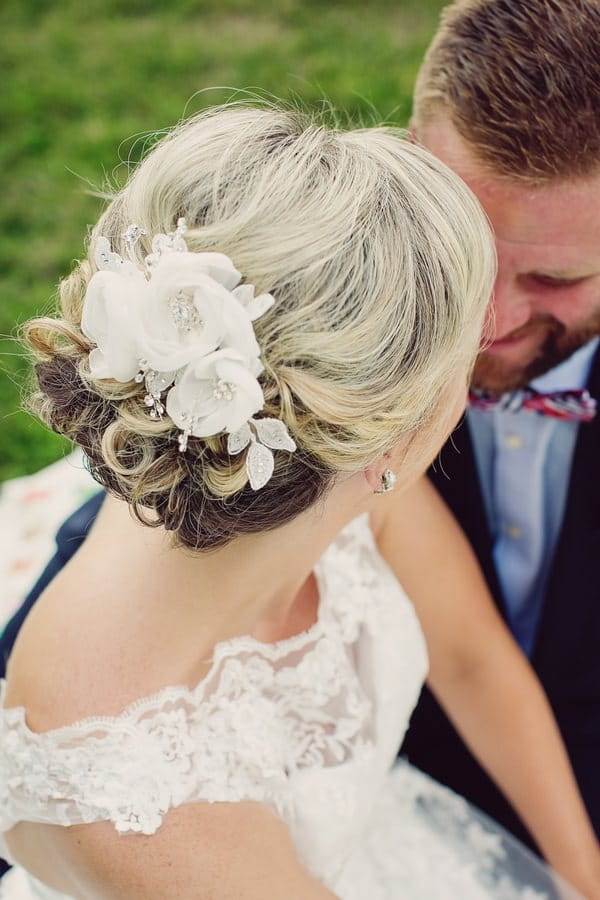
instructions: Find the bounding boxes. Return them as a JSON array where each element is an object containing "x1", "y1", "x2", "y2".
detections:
[{"x1": 3, "y1": 495, "x2": 201, "y2": 733}]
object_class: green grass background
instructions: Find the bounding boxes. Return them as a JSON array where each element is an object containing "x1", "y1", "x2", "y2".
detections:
[{"x1": 0, "y1": 0, "x2": 446, "y2": 481}]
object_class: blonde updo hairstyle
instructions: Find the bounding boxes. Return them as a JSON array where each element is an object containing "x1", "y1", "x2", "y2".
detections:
[{"x1": 23, "y1": 103, "x2": 495, "y2": 552}]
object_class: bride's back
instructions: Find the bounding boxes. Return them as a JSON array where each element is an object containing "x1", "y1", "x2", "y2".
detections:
[
  {"x1": 4, "y1": 495, "x2": 213, "y2": 728},
  {"x1": 5, "y1": 484, "x2": 330, "y2": 732}
]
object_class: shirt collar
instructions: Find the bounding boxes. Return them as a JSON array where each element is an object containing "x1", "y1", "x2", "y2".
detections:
[{"x1": 529, "y1": 338, "x2": 600, "y2": 393}]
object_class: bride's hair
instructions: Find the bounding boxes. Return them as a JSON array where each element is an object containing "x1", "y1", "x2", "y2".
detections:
[{"x1": 21, "y1": 102, "x2": 495, "y2": 551}]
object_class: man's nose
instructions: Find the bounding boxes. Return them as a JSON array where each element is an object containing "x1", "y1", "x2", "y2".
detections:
[{"x1": 488, "y1": 280, "x2": 533, "y2": 341}]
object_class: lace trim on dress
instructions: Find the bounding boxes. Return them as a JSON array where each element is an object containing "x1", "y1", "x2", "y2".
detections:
[{"x1": 0, "y1": 514, "x2": 381, "y2": 837}]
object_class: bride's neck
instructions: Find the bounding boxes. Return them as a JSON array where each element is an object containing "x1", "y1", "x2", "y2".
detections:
[{"x1": 91, "y1": 475, "x2": 369, "y2": 644}]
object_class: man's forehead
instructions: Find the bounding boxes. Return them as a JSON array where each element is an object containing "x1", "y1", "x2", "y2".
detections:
[
  {"x1": 419, "y1": 117, "x2": 600, "y2": 261},
  {"x1": 479, "y1": 179, "x2": 600, "y2": 266}
]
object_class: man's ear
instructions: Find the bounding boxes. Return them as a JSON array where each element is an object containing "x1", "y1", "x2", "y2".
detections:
[{"x1": 408, "y1": 119, "x2": 418, "y2": 144}]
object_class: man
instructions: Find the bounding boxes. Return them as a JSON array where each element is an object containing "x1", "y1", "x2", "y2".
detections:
[
  {"x1": 1, "y1": 0, "x2": 599, "y2": 860},
  {"x1": 401, "y1": 0, "x2": 600, "y2": 850}
]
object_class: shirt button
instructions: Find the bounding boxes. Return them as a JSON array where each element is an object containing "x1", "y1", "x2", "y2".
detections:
[
  {"x1": 507, "y1": 525, "x2": 522, "y2": 540},
  {"x1": 505, "y1": 434, "x2": 523, "y2": 449}
]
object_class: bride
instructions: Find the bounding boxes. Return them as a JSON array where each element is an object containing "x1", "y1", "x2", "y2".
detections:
[{"x1": 1, "y1": 103, "x2": 599, "y2": 899}]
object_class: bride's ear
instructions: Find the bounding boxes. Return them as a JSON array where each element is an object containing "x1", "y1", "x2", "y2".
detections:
[{"x1": 363, "y1": 452, "x2": 393, "y2": 493}]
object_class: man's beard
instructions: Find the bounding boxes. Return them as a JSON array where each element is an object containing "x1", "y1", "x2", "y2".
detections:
[{"x1": 471, "y1": 314, "x2": 600, "y2": 394}]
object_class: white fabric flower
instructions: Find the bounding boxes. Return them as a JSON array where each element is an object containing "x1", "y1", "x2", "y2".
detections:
[
  {"x1": 140, "y1": 251, "x2": 261, "y2": 373},
  {"x1": 166, "y1": 348, "x2": 264, "y2": 437},
  {"x1": 80, "y1": 221, "x2": 296, "y2": 488},
  {"x1": 81, "y1": 266, "x2": 147, "y2": 382}
]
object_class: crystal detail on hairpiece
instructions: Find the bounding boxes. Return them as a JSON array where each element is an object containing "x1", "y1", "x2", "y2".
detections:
[
  {"x1": 145, "y1": 394, "x2": 165, "y2": 419},
  {"x1": 169, "y1": 292, "x2": 203, "y2": 332},
  {"x1": 177, "y1": 411, "x2": 198, "y2": 453},
  {"x1": 122, "y1": 224, "x2": 147, "y2": 247},
  {"x1": 145, "y1": 217, "x2": 188, "y2": 270},
  {"x1": 134, "y1": 360, "x2": 176, "y2": 419},
  {"x1": 95, "y1": 236, "x2": 127, "y2": 272},
  {"x1": 213, "y1": 379, "x2": 236, "y2": 402},
  {"x1": 146, "y1": 370, "x2": 176, "y2": 395},
  {"x1": 146, "y1": 371, "x2": 173, "y2": 394},
  {"x1": 247, "y1": 441, "x2": 274, "y2": 491},
  {"x1": 134, "y1": 359, "x2": 150, "y2": 383},
  {"x1": 146, "y1": 371, "x2": 177, "y2": 417}
]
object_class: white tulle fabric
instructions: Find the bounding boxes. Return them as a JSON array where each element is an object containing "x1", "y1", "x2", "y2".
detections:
[{"x1": 0, "y1": 514, "x2": 582, "y2": 899}]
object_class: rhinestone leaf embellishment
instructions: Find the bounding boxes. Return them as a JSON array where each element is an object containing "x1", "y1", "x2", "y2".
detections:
[
  {"x1": 227, "y1": 423, "x2": 252, "y2": 454},
  {"x1": 145, "y1": 217, "x2": 188, "y2": 270},
  {"x1": 253, "y1": 418, "x2": 297, "y2": 452},
  {"x1": 94, "y1": 236, "x2": 128, "y2": 272},
  {"x1": 145, "y1": 370, "x2": 177, "y2": 395},
  {"x1": 247, "y1": 441, "x2": 275, "y2": 491},
  {"x1": 227, "y1": 417, "x2": 295, "y2": 491},
  {"x1": 122, "y1": 224, "x2": 147, "y2": 247}
]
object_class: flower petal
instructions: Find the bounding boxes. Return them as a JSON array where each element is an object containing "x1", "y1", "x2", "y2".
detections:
[
  {"x1": 165, "y1": 349, "x2": 264, "y2": 438},
  {"x1": 81, "y1": 270, "x2": 145, "y2": 381},
  {"x1": 150, "y1": 252, "x2": 241, "y2": 295},
  {"x1": 246, "y1": 292, "x2": 275, "y2": 321},
  {"x1": 219, "y1": 293, "x2": 261, "y2": 364},
  {"x1": 88, "y1": 347, "x2": 112, "y2": 379},
  {"x1": 232, "y1": 285, "x2": 274, "y2": 322},
  {"x1": 141, "y1": 265, "x2": 235, "y2": 371}
]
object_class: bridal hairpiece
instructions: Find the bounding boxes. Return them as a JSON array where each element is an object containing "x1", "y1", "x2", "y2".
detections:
[{"x1": 80, "y1": 218, "x2": 296, "y2": 490}]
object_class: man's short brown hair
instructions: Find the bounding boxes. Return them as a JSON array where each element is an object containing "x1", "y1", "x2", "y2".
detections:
[{"x1": 413, "y1": 0, "x2": 600, "y2": 182}]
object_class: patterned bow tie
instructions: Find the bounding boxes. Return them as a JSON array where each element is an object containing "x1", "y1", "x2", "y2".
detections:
[{"x1": 469, "y1": 387, "x2": 597, "y2": 422}]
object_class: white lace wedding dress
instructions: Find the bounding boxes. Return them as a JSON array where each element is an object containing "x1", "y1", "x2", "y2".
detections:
[{"x1": 0, "y1": 455, "x2": 583, "y2": 898}]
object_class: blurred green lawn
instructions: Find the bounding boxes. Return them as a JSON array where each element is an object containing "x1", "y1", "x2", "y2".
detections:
[{"x1": 0, "y1": 0, "x2": 446, "y2": 481}]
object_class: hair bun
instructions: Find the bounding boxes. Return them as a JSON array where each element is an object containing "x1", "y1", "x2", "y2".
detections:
[{"x1": 21, "y1": 101, "x2": 495, "y2": 551}]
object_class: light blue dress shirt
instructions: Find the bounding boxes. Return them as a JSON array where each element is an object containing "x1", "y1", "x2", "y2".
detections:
[{"x1": 467, "y1": 338, "x2": 599, "y2": 655}]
